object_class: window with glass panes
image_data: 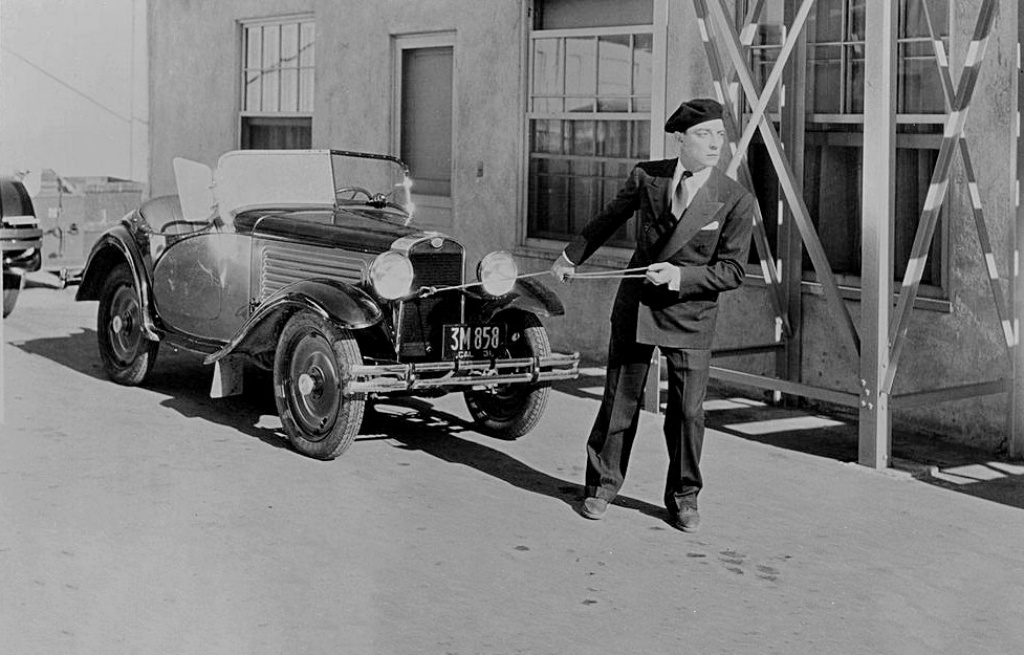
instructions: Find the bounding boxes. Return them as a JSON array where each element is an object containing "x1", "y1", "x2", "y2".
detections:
[
  {"x1": 527, "y1": 0, "x2": 653, "y2": 247},
  {"x1": 746, "y1": 0, "x2": 948, "y2": 290},
  {"x1": 240, "y1": 17, "x2": 315, "y2": 150}
]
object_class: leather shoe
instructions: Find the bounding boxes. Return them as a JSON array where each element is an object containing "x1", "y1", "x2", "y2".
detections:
[
  {"x1": 578, "y1": 497, "x2": 608, "y2": 520},
  {"x1": 670, "y1": 503, "x2": 701, "y2": 533}
]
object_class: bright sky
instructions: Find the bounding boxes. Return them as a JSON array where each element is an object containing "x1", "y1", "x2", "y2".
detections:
[{"x1": 0, "y1": 0, "x2": 147, "y2": 183}]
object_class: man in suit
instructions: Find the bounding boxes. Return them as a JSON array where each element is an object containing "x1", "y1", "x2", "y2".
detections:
[{"x1": 550, "y1": 98, "x2": 754, "y2": 532}]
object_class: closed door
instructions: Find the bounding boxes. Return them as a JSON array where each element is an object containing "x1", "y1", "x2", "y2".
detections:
[{"x1": 396, "y1": 38, "x2": 454, "y2": 228}]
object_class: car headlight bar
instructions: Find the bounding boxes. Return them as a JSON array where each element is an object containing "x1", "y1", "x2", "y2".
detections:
[{"x1": 395, "y1": 250, "x2": 555, "y2": 300}]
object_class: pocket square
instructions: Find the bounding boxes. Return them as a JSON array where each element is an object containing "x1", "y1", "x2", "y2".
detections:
[{"x1": 700, "y1": 221, "x2": 720, "y2": 231}]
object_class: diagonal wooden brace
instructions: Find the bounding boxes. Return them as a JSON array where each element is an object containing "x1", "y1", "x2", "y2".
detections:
[
  {"x1": 885, "y1": 0, "x2": 999, "y2": 393},
  {"x1": 726, "y1": 0, "x2": 816, "y2": 181},
  {"x1": 921, "y1": 0, "x2": 1014, "y2": 353},
  {"x1": 701, "y1": 0, "x2": 861, "y2": 355},
  {"x1": 691, "y1": 0, "x2": 791, "y2": 338}
]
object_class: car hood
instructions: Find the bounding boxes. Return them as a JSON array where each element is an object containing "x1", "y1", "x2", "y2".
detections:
[{"x1": 235, "y1": 207, "x2": 440, "y2": 254}]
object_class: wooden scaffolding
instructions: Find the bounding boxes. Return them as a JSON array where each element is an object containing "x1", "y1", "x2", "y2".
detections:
[{"x1": 662, "y1": 0, "x2": 1023, "y2": 466}]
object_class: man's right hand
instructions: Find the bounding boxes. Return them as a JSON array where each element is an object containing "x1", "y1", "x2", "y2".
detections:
[{"x1": 550, "y1": 252, "x2": 575, "y2": 284}]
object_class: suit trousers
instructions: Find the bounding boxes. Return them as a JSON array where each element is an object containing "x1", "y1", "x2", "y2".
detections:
[{"x1": 584, "y1": 330, "x2": 712, "y2": 514}]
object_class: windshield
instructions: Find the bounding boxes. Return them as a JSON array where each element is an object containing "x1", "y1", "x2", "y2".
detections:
[
  {"x1": 330, "y1": 150, "x2": 413, "y2": 224},
  {"x1": 201, "y1": 149, "x2": 415, "y2": 226}
]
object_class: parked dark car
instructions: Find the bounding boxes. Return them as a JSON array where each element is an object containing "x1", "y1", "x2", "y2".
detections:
[
  {"x1": 1, "y1": 176, "x2": 44, "y2": 318},
  {"x1": 76, "y1": 149, "x2": 578, "y2": 459}
]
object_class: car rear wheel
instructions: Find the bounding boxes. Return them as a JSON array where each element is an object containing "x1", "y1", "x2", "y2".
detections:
[
  {"x1": 97, "y1": 263, "x2": 158, "y2": 385},
  {"x1": 2, "y1": 272, "x2": 22, "y2": 318},
  {"x1": 273, "y1": 311, "x2": 366, "y2": 460},
  {"x1": 464, "y1": 312, "x2": 551, "y2": 439}
]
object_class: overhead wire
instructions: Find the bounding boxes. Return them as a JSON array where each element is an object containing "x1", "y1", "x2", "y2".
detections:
[{"x1": 1, "y1": 44, "x2": 146, "y2": 125}]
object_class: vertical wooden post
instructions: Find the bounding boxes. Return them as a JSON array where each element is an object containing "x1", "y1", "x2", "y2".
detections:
[
  {"x1": 778, "y1": 0, "x2": 808, "y2": 404},
  {"x1": 858, "y1": 0, "x2": 896, "y2": 468},
  {"x1": 1012, "y1": 2, "x2": 1024, "y2": 458}
]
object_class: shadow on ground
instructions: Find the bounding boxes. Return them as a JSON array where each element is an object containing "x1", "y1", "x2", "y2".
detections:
[
  {"x1": 11, "y1": 332, "x2": 662, "y2": 517},
  {"x1": 552, "y1": 368, "x2": 1024, "y2": 511},
  {"x1": 150, "y1": 355, "x2": 298, "y2": 454},
  {"x1": 11, "y1": 330, "x2": 291, "y2": 452},
  {"x1": 362, "y1": 398, "x2": 665, "y2": 520},
  {"x1": 10, "y1": 328, "x2": 105, "y2": 380},
  {"x1": 14, "y1": 326, "x2": 1023, "y2": 512}
]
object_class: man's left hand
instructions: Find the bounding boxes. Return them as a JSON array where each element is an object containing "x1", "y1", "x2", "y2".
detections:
[
  {"x1": 550, "y1": 252, "x2": 576, "y2": 284},
  {"x1": 645, "y1": 262, "x2": 681, "y2": 291}
]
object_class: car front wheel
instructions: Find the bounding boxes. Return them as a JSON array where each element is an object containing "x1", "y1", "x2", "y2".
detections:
[
  {"x1": 273, "y1": 311, "x2": 366, "y2": 460},
  {"x1": 464, "y1": 312, "x2": 551, "y2": 439},
  {"x1": 97, "y1": 263, "x2": 158, "y2": 385}
]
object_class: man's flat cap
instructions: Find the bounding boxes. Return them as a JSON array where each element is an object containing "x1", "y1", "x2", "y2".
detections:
[{"x1": 665, "y1": 98, "x2": 723, "y2": 133}]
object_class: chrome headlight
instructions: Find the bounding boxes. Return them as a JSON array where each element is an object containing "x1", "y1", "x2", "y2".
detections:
[
  {"x1": 370, "y1": 250, "x2": 414, "y2": 300},
  {"x1": 477, "y1": 250, "x2": 518, "y2": 297}
]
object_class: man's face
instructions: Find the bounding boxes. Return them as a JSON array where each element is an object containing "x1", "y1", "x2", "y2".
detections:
[{"x1": 675, "y1": 119, "x2": 725, "y2": 172}]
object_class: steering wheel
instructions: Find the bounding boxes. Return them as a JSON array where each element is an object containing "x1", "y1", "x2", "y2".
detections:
[{"x1": 336, "y1": 186, "x2": 373, "y2": 200}]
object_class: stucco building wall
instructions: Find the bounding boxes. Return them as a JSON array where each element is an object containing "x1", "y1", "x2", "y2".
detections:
[{"x1": 147, "y1": 0, "x2": 1019, "y2": 452}]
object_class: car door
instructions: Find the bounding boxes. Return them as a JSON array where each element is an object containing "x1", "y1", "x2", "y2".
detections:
[{"x1": 151, "y1": 223, "x2": 251, "y2": 342}]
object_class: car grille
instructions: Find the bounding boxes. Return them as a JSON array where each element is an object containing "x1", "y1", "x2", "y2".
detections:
[
  {"x1": 259, "y1": 243, "x2": 366, "y2": 300},
  {"x1": 398, "y1": 240, "x2": 463, "y2": 359}
]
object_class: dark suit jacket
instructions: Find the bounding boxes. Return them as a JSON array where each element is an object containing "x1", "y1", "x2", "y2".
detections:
[{"x1": 564, "y1": 158, "x2": 754, "y2": 349}]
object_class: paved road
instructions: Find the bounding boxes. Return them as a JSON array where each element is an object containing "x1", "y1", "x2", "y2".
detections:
[{"x1": 3, "y1": 281, "x2": 1024, "y2": 654}]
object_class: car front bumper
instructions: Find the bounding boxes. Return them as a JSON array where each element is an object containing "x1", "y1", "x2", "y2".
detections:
[
  {"x1": 345, "y1": 351, "x2": 580, "y2": 393},
  {"x1": 1, "y1": 226, "x2": 44, "y2": 274}
]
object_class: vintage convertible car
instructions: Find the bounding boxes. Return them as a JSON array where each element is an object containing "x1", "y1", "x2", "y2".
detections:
[
  {"x1": 76, "y1": 149, "x2": 578, "y2": 459},
  {"x1": 1, "y1": 176, "x2": 44, "y2": 318}
]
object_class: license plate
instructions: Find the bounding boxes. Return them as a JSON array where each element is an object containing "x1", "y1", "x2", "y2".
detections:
[{"x1": 442, "y1": 324, "x2": 505, "y2": 359}]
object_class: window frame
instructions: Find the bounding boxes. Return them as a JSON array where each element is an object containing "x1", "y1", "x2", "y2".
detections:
[
  {"x1": 238, "y1": 14, "x2": 315, "y2": 150},
  {"x1": 521, "y1": 0, "x2": 668, "y2": 259},
  {"x1": 744, "y1": 0, "x2": 951, "y2": 296}
]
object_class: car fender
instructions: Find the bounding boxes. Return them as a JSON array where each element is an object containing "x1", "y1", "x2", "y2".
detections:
[
  {"x1": 204, "y1": 279, "x2": 383, "y2": 365},
  {"x1": 475, "y1": 275, "x2": 565, "y2": 322},
  {"x1": 76, "y1": 223, "x2": 148, "y2": 300},
  {"x1": 74, "y1": 223, "x2": 161, "y2": 341}
]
